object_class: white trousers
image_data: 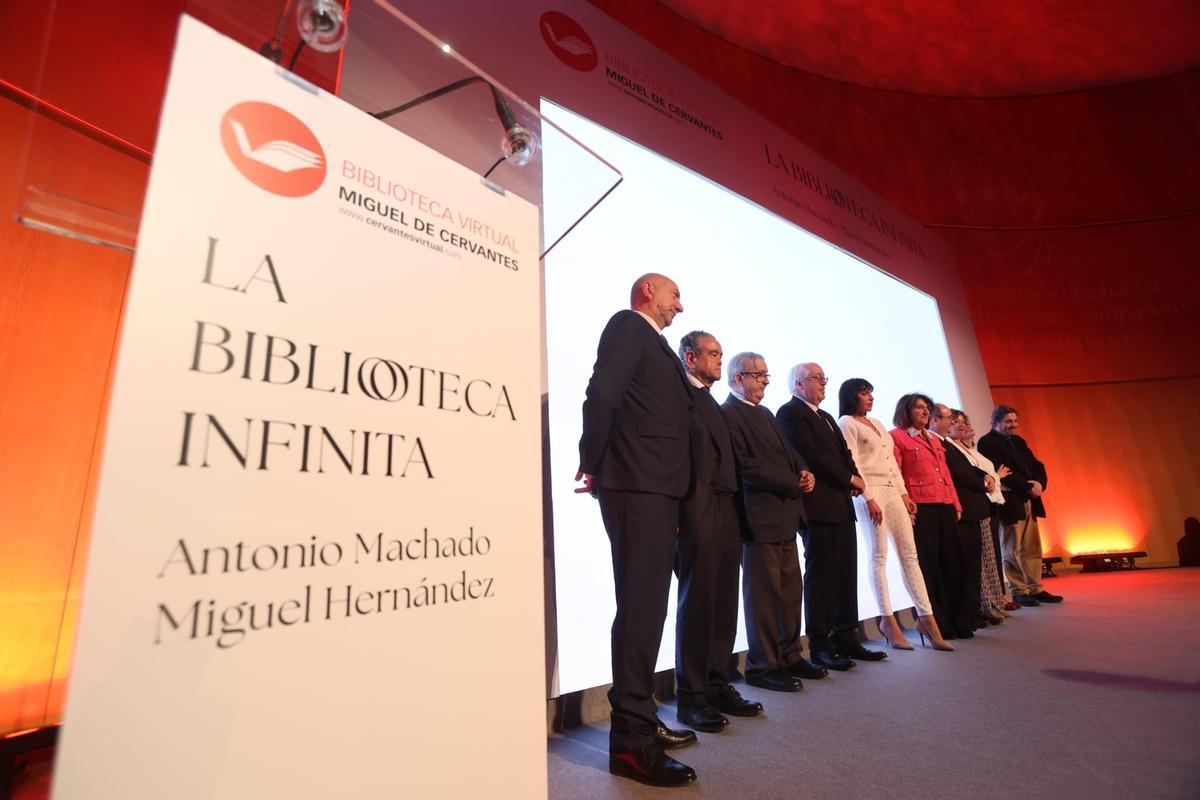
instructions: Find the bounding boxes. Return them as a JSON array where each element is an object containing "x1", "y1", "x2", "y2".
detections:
[{"x1": 854, "y1": 485, "x2": 934, "y2": 617}]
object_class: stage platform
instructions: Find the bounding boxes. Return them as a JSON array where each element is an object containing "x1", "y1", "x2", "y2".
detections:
[
  {"x1": 9, "y1": 568, "x2": 1199, "y2": 799},
  {"x1": 548, "y1": 568, "x2": 1200, "y2": 799}
]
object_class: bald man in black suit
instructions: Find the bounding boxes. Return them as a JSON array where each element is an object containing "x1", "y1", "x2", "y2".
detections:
[{"x1": 577, "y1": 273, "x2": 696, "y2": 788}]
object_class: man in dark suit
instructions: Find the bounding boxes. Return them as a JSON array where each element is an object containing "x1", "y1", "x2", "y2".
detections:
[
  {"x1": 576, "y1": 273, "x2": 697, "y2": 787},
  {"x1": 777, "y1": 362, "x2": 886, "y2": 670},
  {"x1": 720, "y1": 352, "x2": 824, "y2": 693},
  {"x1": 977, "y1": 405, "x2": 1062, "y2": 606},
  {"x1": 673, "y1": 331, "x2": 764, "y2": 733}
]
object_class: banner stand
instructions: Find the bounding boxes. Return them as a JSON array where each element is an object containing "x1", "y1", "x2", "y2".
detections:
[{"x1": 32, "y1": 7, "x2": 622, "y2": 799}]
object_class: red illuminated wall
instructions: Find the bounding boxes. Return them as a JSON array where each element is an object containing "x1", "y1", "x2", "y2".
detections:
[
  {"x1": 590, "y1": 0, "x2": 1200, "y2": 565},
  {"x1": 0, "y1": 0, "x2": 344, "y2": 734}
]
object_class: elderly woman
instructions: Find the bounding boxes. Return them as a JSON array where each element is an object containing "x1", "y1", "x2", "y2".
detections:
[
  {"x1": 951, "y1": 411, "x2": 1013, "y2": 619},
  {"x1": 890, "y1": 393, "x2": 967, "y2": 642},
  {"x1": 837, "y1": 380, "x2": 952, "y2": 651}
]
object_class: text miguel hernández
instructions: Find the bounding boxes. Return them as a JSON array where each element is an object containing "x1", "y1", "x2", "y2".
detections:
[{"x1": 155, "y1": 528, "x2": 495, "y2": 650}]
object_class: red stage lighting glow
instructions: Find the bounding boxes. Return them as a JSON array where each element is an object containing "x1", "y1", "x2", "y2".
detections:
[{"x1": 1062, "y1": 524, "x2": 1140, "y2": 557}]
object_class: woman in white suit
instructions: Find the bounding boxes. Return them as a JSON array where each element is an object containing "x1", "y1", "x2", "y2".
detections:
[{"x1": 837, "y1": 378, "x2": 952, "y2": 651}]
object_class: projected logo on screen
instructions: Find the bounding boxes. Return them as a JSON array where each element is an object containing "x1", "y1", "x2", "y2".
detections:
[
  {"x1": 539, "y1": 11, "x2": 597, "y2": 72},
  {"x1": 219, "y1": 101, "x2": 327, "y2": 197}
]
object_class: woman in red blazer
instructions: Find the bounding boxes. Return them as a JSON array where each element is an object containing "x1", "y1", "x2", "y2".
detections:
[{"x1": 890, "y1": 394, "x2": 968, "y2": 642}]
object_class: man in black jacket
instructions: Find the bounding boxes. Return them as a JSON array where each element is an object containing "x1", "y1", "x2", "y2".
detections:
[
  {"x1": 777, "y1": 362, "x2": 885, "y2": 669},
  {"x1": 674, "y1": 331, "x2": 763, "y2": 733},
  {"x1": 977, "y1": 405, "x2": 1062, "y2": 606},
  {"x1": 720, "y1": 352, "x2": 823, "y2": 693},
  {"x1": 932, "y1": 403, "x2": 988, "y2": 634},
  {"x1": 577, "y1": 273, "x2": 697, "y2": 787}
]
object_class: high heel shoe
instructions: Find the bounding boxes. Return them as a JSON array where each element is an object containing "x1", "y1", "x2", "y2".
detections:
[
  {"x1": 877, "y1": 614, "x2": 914, "y2": 650},
  {"x1": 915, "y1": 615, "x2": 955, "y2": 651}
]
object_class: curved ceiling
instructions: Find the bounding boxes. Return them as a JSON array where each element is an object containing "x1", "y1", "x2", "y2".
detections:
[{"x1": 657, "y1": 0, "x2": 1200, "y2": 97}]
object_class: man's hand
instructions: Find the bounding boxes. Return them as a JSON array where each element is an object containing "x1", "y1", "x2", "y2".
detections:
[
  {"x1": 1028, "y1": 479, "x2": 1043, "y2": 498},
  {"x1": 996, "y1": 464, "x2": 1013, "y2": 479},
  {"x1": 574, "y1": 470, "x2": 596, "y2": 496},
  {"x1": 902, "y1": 494, "x2": 917, "y2": 517},
  {"x1": 984, "y1": 475, "x2": 996, "y2": 492},
  {"x1": 956, "y1": 509, "x2": 962, "y2": 522},
  {"x1": 866, "y1": 498, "x2": 883, "y2": 526},
  {"x1": 850, "y1": 475, "x2": 866, "y2": 497},
  {"x1": 799, "y1": 470, "x2": 816, "y2": 493}
]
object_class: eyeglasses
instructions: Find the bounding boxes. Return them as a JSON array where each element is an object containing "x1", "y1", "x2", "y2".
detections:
[
  {"x1": 739, "y1": 371, "x2": 770, "y2": 381},
  {"x1": 806, "y1": 375, "x2": 829, "y2": 384}
]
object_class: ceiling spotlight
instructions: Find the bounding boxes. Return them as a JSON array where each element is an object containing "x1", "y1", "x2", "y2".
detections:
[{"x1": 297, "y1": 0, "x2": 349, "y2": 53}]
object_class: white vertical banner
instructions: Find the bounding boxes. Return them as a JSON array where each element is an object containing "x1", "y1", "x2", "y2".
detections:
[{"x1": 53, "y1": 16, "x2": 545, "y2": 799}]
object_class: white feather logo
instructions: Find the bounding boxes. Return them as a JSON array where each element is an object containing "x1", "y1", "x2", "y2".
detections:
[
  {"x1": 542, "y1": 20, "x2": 595, "y2": 57},
  {"x1": 226, "y1": 118, "x2": 323, "y2": 173}
]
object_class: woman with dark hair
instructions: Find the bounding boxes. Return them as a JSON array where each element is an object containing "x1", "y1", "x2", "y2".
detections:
[
  {"x1": 837, "y1": 380, "x2": 952, "y2": 651},
  {"x1": 889, "y1": 393, "x2": 966, "y2": 643}
]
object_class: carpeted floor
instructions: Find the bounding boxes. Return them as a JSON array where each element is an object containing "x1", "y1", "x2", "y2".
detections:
[
  {"x1": 548, "y1": 568, "x2": 1200, "y2": 800},
  {"x1": 8, "y1": 569, "x2": 1198, "y2": 799}
]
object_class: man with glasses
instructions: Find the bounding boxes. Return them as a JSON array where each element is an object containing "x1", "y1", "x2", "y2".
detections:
[
  {"x1": 576, "y1": 273, "x2": 697, "y2": 787},
  {"x1": 778, "y1": 362, "x2": 886, "y2": 670},
  {"x1": 674, "y1": 331, "x2": 763, "y2": 734},
  {"x1": 720, "y1": 352, "x2": 820, "y2": 693}
]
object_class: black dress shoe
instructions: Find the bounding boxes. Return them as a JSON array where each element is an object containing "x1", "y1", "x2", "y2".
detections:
[
  {"x1": 711, "y1": 687, "x2": 763, "y2": 717},
  {"x1": 677, "y1": 705, "x2": 728, "y2": 733},
  {"x1": 785, "y1": 657, "x2": 829, "y2": 680},
  {"x1": 746, "y1": 669, "x2": 803, "y2": 692},
  {"x1": 652, "y1": 722, "x2": 697, "y2": 749},
  {"x1": 811, "y1": 650, "x2": 855, "y2": 671},
  {"x1": 1034, "y1": 590, "x2": 1064, "y2": 603},
  {"x1": 610, "y1": 746, "x2": 697, "y2": 787},
  {"x1": 839, "y1": 641, "x2": 888, "y2": 662},
  {"x1": 957, "y1": 629, "x2": 975, "y2": 639},
  {"x1": 1013, "y1": 593, "x2": 1041, "y2": 607}
]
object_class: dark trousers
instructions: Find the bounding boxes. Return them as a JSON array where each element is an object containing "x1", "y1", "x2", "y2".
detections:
[
  {"x1": 800, "y1": 520, "x2": 860, "y2": 652},
  {"x1": 675, "y1": 494, "x2": 741, "y2": 709},
  {"x1": 597, "y1": 489, "x2": 679, "y2": 752},
  {"x1": 913, "y1": 503, "x2": 963, "y2": 636},
  {"x1": 954, "y1": 519, "x2": 984, "y2": 632},
  {"x1": 741, "y1": 537, "x2": 804, "y2": 676}
]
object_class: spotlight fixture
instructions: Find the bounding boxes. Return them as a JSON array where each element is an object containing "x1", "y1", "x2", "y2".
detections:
[
  {"x1": 260, "y1": 0, "x2": 348, "y2": 68},
  {"x1": 296, "y1": 0, "x2": 349, "y2": 53},
  {"x1": 1069, "y1": 550, "x2": 1147, "y2": 572}
]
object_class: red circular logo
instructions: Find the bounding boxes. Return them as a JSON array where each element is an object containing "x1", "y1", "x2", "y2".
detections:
[
  {"x1": 539, "y1": 11, "x2": 598, "y2": 72},
  {"x1": 219, "y1": 101, "x2": 327, "y2": 197}
]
